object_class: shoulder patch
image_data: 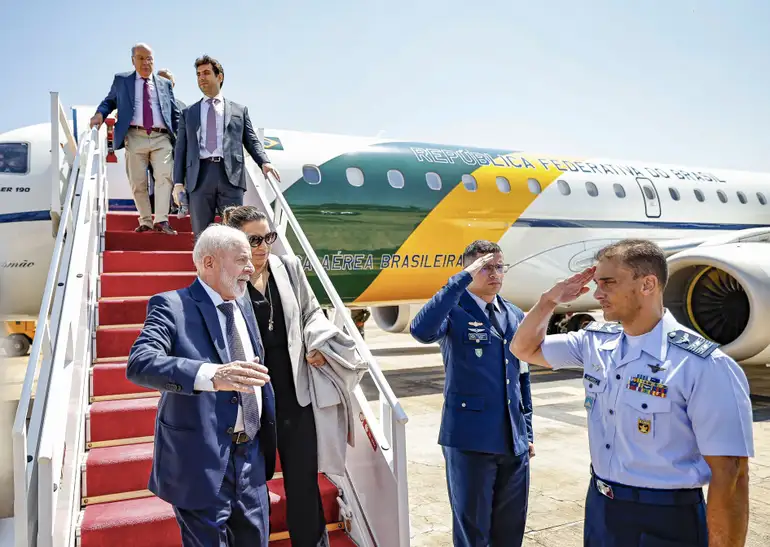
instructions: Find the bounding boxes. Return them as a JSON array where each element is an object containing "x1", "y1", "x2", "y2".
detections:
[
  {"x1": 583, "y1": 321, "x2": 623, "y2": 334},
  {"x1": 667, "y1": 330, "x2": 719, "y2": 357}
]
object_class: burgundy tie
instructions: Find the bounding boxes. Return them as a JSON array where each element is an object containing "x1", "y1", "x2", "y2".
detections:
[{"x1": 142, "y1": 78, "x2": 152, "y2": 134}]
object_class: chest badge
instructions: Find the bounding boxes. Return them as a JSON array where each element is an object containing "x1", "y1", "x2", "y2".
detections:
[
  {"x1": 475, "y1": 348, "x2": 483, "y2": 358},
  {"x1": 584, "y1": 395, "x2": 595, "y2": 410},
  {"x1": 468, "y1": 321, "x2": 483, "y2": 327},
  {"x1": 647, "y1": 363, "x2": 665, "y2": 373},
  {"x1": 638, "y1": 418, "x2": 651, "y2": 434},
  {"x1": 628, "y1": 374, "x2": 668, "y2": 398}
]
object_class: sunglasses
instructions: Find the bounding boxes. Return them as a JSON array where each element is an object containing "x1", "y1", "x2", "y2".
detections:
[{"x1": 247, "y1": 232, "x2": 278, "y2": 247}]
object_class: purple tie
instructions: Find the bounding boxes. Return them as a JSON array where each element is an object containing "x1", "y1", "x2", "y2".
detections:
[
  {"x1": 142, "y1": 78, "x2": 152, "y2": 134},
  {"x1": 206, "y1": 98, "x2": 217, "y2": 153}
]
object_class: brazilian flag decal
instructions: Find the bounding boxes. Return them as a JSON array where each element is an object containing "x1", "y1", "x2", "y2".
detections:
[{"x1": 263, "y1": 136, "x2": 284, "y2": 150}]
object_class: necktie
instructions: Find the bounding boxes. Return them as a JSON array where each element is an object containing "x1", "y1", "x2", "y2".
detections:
[
  {"x1": 206, "y1": 98, "x2": 217, "y2": 153},
  {"x1": 217, "y1": 302, "x2": 260, "y2": 439},
  {"x1": 486, "y1": 302, "x2": 504, "y2": 338},
  {"x1": 142, "y1": 78, "x2": 152, "y2": 134}
]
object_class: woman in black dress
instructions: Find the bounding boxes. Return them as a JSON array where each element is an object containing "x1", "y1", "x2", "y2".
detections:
[{"x1": 222, "y1": 205, "x2": 329, "y2": 547}]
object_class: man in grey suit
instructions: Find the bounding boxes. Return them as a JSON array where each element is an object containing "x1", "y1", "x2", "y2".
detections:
[{"x1": 172, "y1": 55, "x2": 280, "y2": 237}]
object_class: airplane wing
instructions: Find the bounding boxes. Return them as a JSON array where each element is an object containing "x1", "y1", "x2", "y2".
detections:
[{"x1": 656, "y1": 227, "x2": 770, "y2": 256}]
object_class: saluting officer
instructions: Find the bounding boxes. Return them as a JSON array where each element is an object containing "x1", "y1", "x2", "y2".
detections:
[
  {"x1": 511, "y1": 239, "x2": 753, "y2": 547},
  {"x1": 411, "y1": 240, "x2": 534, "y2": 547}
]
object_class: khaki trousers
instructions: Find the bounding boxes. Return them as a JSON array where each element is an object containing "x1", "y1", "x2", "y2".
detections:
[{"x1": 124, "y1": 128, "x2": 173, "y2": 226}]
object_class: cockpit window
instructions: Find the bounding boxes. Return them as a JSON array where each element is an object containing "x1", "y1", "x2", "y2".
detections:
[{"x1": 0, "y1": 143, "x2": 29, "y2": 175}]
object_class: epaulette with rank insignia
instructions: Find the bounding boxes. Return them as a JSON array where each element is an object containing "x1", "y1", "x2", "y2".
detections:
[
  {"x1": 666, "y1": 329, "x2": 719, "y2": 357},
  {"x1": 583, "y1": 321, "x2": 623, "y2": 334}
]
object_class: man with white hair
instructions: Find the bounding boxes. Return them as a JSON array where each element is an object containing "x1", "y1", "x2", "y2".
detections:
[{"x1": 127, "y1": 224, "x2": 277, "y2": 547}]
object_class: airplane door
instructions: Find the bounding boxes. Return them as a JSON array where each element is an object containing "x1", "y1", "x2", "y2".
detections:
[{"x1": 635, "y1": 177, "x2": 661, "y2": 218}]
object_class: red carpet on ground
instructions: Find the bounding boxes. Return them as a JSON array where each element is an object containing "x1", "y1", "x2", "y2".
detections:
[{"x1": 78, "y1": 211, "x2": 357, "y2": 546}]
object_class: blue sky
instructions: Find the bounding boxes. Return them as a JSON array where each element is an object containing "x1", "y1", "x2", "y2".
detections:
[{"x1": 1, "y1": 0, "x2": 768, "y2": 171}]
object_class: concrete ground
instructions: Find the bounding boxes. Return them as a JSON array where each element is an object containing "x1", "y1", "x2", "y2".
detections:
[{"x1": 360, "y1": 324, "x2": 770, "y2": 547}]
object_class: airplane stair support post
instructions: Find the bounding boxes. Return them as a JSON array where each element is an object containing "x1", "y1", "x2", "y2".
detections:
[
  {"x1": 12, "y1": 94, "x2": 105, "y2": 547},
  {"x1": 256, "y1": 169, "x2": 411, "y2": 547},
  {"x1": 49, "y1": 91, "x2": 78, "y2": 238}
]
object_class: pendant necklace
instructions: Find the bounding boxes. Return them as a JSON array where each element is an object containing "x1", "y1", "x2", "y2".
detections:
[{"x1": 265, "y1": 278, "x2": 274, "y2": 331}]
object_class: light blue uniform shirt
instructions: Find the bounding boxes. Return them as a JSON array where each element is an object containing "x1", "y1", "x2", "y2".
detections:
[{"x1": 541, "y1": 309, "x2": 754, "y2": 489}]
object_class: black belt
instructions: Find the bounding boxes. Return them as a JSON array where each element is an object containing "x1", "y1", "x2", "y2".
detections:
[
  {"x1": 591, "y1": 468, "x2": 703, "y2": 506},
  {"x1": 202, "y1": 156, "x2": 223, "y2": 162},
  {"x1": 231, "y1": 431, "x2": 251, "y2": 444},
  {"x1": 129, "y1": 125, "x2": 169, "y2": 134}
]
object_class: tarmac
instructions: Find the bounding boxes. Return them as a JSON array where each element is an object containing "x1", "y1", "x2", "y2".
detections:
[{"x1": 360, "y1": 323, "x2": 770, "y2": 547}]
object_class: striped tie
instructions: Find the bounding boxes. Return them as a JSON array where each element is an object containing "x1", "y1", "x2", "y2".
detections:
[{"x1": 217, "y1": 302, "x2": 260, "y2": 439}]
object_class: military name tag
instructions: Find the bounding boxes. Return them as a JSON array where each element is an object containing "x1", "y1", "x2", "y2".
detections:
[
  {"x1": 584, "y1": 373, "x2": 601, "y2": 385},
  {"x1": 467, "y1": 327, "x2": 489, "y2": 343},
  {"x1": 628, "y1": 374, "x2": 668, "y2": 398}
]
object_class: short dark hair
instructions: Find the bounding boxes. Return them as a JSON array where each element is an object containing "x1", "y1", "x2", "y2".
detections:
[
  {"x1": 595, "y1": 239, "x2": 668, "y2": 290},
  {"x1": 221, "y1": 205, "x2": 268, "y2": 230},
  {"x1": 462, "y1": 240, "x2": 502, "y2": 267},
  {"x1": 194, "y1": 55, "x2": 224, "y2": 88}
]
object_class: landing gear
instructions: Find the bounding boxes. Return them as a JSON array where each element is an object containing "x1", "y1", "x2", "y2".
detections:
[{"x1": 547, "y1": 313, "x2": 595, "y2": 335}]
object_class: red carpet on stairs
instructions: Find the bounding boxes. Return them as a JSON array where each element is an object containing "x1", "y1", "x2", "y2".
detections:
[{"x1": 78, "y1": 211, "x2": 357, "y2": 546}]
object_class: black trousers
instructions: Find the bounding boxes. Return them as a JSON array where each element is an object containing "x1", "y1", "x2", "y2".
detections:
[
  {"x1": 189, "y1": 161, "x2": 244, "y2": 237},
  {"x1": 275, "y1": 402, "x2": 326, "y2": 547}
]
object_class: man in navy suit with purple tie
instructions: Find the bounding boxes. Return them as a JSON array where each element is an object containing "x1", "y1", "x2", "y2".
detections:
[{"x1": 127, "y1": 225, "x2": 277, "y2": 547}]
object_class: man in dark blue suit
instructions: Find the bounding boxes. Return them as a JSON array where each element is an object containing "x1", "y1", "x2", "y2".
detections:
[
  {"x1": 411, "y1": 240, "x2": 534, "y2": 547},
  {"x1": 172, "y1": 55, "x2": 280, "y2": 237},
  {"x1": 127, "y1": 224, "x2": 277, "y2": 547},
  {"x1": 90, "y1": 42, "x2": 181, "y2": 235}
]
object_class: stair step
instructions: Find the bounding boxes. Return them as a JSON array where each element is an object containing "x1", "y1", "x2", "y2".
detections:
[
  {"x1": 103, "y1": 251, "x2": 194, "y2": 273},
  {"x1": 105, "y1": 231, "x2": 195, "y2": 252},
  {"x1": 99, "y1": 298, "x2": 150, "y2": 326},
  {"x1": 100, "y1": 272, "x2": 197, "y2": 298},
  {"x1": 78, "y1": 489, "x2": 353, "y2": 546},
  {"x1": 82, "y1": 445, "x2": 323, "y2": 517},
  {"x1": 88, "y1": 397, "x2": 159, "y2": 446},
  {"x1": 107, "y1": 212, "x2": 193, "y2": 233},
  {"x1": 91, "y1": 362, "x2": 154, "y2": 399},
  {"x1": 96, "y1": 326, "x2": 141, "y2": 359}
]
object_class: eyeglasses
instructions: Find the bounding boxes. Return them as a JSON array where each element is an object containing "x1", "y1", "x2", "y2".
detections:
[
  {"x1": 481, "y1": 264, "x2": 513, "y2": 275},
  {"x1": 247, "y1": 232, "x2": 277, "y2": 247}
]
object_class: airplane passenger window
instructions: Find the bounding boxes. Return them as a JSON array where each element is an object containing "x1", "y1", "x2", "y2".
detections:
[
  {"x1": 737, "y1": 191, "x2": 747, "y2": 204},
  {"x1": 557, "y1": 180, "x2": 571, "y2": 195},
  {"x1": 302, "y1": 164, "x2": 321, "y2": 185},
  {"x1": 668, "y1": 187, "x2": 680, "y2": 200},
  {"x1": 643, "y1": 186, "x2": 655, "y2": 200},
  {"x1": 387, "y1": 169, "x2": 405, "y2": 189},
  {"x1": 0, "y1": 142, "x2": 30, "y2": 174},
  {"x1": 694, "y1": 189, "x2": 705, "y2": 202},
  {"x1": 527, "y1": 178, "x2": 542, "y2": 194},
  {"x1": 425, "y1": 172, "x2": 442, "y2": 191},
  {"x1": 346, "y1": 167, "x2": 364, "y2": 187},
  {"x1": 613, "y1": 183, "x2": 626, "y2": 198},
  {"x1": 717, "y1": 190, "x2": 728, "y2": 203},
  {"x1": 758, "y1": 192, "x2": 767, "y2": 205},
  {"x1": 462, "y1": 174, "x2": 477, "y2": 192},
  {"x1": 496, "y1": 176, "x2": 511, "y2": 193},
  {"x1": 585, "y1": 181, "x2": 599, "y2": 197}
]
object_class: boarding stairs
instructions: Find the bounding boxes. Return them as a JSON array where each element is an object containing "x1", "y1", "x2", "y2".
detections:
[{"x1": 10, "y1": 93, "x2": 410, "y2": 547}]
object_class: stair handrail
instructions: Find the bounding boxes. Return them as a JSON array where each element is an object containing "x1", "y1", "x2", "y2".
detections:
[
  {"x1": 260, "y1": 171, "x2": 411, "y2": 546},
  {"x1": 11, "y1": 93, "x2": 89, "y2": 547}
]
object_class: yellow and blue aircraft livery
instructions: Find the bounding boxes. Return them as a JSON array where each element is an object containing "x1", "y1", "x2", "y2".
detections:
[{"x1": 274, "y1": 133, "x2": 768, "y2": 309}]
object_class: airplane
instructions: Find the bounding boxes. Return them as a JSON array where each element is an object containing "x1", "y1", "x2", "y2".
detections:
[{"x1": 1, "y1": 104, "x2": 770, "y2": 366}]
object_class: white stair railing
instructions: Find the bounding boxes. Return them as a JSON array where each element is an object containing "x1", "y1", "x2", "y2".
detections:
[
  {"x1": 12, "y1": 93, "x2": 105, "y2": 547},
  {"x1": 254, "y1": 167, "x2": 411, "y2": 547}
]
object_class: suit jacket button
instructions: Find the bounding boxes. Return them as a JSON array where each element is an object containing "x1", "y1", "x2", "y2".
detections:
[
  {"x1": 226, "y1": 427, "x2": 234, "y2": 435},
  {"x1": 231, "y1": 396, "x2": 238, "y2": 404},
  {"x1": 507, "y1": 378, "x2": 510, "y2": 385},
  {"x1": 461, "y1": 402, "x2": 466, "y2": 408}
]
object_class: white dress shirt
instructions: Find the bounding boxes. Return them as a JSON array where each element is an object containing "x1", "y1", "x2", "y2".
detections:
[
  {"x1": 193, "y1": 278, "x2": 262, "y2": 433},
  {"x1": 199, "y1": 93, "x2": 225, "y2": 158},
  {"x1": 466, "y1": 290, "x2": 508, "y2": 335},
  {"x1": 130, "y1": 73, "x2": 167, "y2": 130}
]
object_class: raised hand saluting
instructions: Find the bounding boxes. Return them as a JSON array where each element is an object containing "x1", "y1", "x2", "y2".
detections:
[{"x1": 543, "y1": 266, "x2": 596, "y2": 305}]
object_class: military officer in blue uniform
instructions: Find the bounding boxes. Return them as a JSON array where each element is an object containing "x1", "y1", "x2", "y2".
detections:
[
  {"x1": 511, "y1": 239, "x2": 753, "y2": 547},
  {"x1": 411, "y1": 240, "x2": 534, "y2": 547}
]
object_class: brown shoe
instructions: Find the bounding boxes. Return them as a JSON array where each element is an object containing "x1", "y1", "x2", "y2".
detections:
[
  {"x1": 154, "y1": 221, "x2": 178, "y2": 235},
  {"x1": 135, "y1": 224, "x2": 153, "y2": 233}
]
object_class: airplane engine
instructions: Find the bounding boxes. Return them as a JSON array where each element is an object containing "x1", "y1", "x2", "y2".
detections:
[
  {"x1": 663, "y1": 242, "x2": 770, "y2": 365},
  {"x1": 371, "y1": 304, "x2": 421, "y2": 333}
]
